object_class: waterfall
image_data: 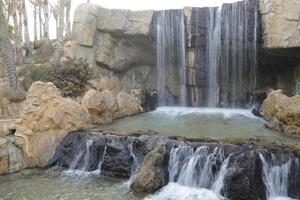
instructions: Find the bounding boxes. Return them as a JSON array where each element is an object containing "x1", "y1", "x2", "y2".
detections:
[
  {"x1": 168, "y1": 146, "x2": 229, "y2": 195},
  {"x1": 66, "y1": 138, "x2": 105, "y2": 175},
  {"x1": 128, "y1": 143, "x2": 139, "y2": 175},
  {"x1": 207, "y1": 7, "x2": 222, "y2": 107},
  {"x1": 259, "y1": 154, "x2": 295, "y2": 200},
  {"x1": 155, "y1": 10, "x2": 187, "y2": 106},
  {"x1": 205, "y1": 0, "x2": 259, "y2": 107}
]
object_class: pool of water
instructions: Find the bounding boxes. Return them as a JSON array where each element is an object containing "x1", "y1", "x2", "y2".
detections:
[
  {"x1": 100, "y1": 107, "x2": 300, "y2": 144},
  {"x1": 0, "y1": 169, "x2": 139, "y2": 200}
]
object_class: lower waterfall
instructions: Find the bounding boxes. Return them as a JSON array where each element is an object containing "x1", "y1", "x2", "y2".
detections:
[
  {"x1": 146, "y1": 145, "x2": 300, "y2": 200},
  {"x1": 168, "y1": 146, "x2": 228, "y2": 193},
  {"x1": 146, "y1": 145, "x2": 230, "y2": 200},
  {"x1": 260, "y1": 154, "x2": 299, "y2": 200}
]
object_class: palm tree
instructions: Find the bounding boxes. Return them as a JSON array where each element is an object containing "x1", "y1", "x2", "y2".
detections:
[
  {"x1": 52, "y1": 0, "x2": 64, "y2": 64},
  {"x1": 65, "y1": 0, "x2": 71, "y2": 39},
  {"x1": 0, "y1": 2, "x2": 17, "y2": 89},
  {"x1": 21, "y1": 0, "x2": 31, "y2": 60},
  {"x1": 43, "y1": 0, "x2": 49, "y2": 39}
]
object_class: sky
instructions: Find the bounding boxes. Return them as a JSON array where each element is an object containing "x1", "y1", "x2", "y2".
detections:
[{"x1": 25, "y1": 0, "x2": 240, "y2": 39}]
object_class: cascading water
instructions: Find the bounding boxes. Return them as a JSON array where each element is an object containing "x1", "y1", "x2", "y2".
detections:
[
  {"x1": 259, "y1": 154, "x2": 299, "y2": 200},
  {"x1": 187, "y1": 0, "x2": 260, "y2": 108},
  {"x1": 207, "y1": 7, "x2": 222, "y2": 107},
  {"x1": 168, "y1": 146, "x2": 229, "y2": 196},
  {"x1": 154, "y1": 10, "x2": 187, "y2": 106}
]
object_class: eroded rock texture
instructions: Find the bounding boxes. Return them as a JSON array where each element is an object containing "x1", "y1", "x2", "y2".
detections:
[
  {"x1": 15, "y1": 81, "x2": 90, "y2": 167},
  {"x1": 261, "y1": 89, "x2": 300, "y2": 136}
]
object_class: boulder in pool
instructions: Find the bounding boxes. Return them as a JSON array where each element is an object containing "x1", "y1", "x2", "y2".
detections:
[
  {"x1": 130, "y1": 142, "x2": 169, "y2": 193},
  {"x1": 261, "y1": 89, "x2": 300, "y2": 136}
]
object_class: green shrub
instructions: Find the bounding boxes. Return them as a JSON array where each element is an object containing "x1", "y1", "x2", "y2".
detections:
[
  {"x1": 0, "y1": 86, "x2": 26, "y2": 102},
  {"x1": 47, "y1": 58, "x2": 92, "y2": 97},
  {"x1": 20, "y1": 63, "x2": 51, "y2": 90}
]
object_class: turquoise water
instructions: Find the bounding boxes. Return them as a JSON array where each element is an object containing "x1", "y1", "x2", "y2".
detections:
[
  {"x1": 100, "y1": 107, "x2": 300, "y2": 144},
  {"x1": 0, "y1": 169, "x2": 139, "y2": 200}
]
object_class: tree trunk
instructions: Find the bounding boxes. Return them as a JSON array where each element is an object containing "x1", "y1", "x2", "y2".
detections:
[
  {"x1": 39, "y1": 4, "x2": 42, "y2": 40},
  {"x1": 13, "y1": 12, "x2": 18, "y2": 37},
  {"x1": 65, "y1": 0, "x2": 71, "y2": 39},
  {"x1": 33, "y1": 4, "x2": 37, "y2": 42},
  {"x1": 43, "y1": 0, "x2": 49, "y2": 39},
  {"x1": 52, "y1": 0, "x2": 64, "y2": 64},
  {"x1": 18, "y1": 8, "x2": 23, "y2": 42},
  {"x1": 0, "y1": 5, "x2": 17, "y2": 89},
  {"x1": 21, "y1": 0, "x2": 31, "y2": 60}
]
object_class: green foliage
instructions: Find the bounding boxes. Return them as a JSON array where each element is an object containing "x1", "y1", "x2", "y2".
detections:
[
  {"x1": 20, "y1": 63, "x2": 51, "y2": 90},
  {"x1": 0, "y1": 85, "x2": 26, "y2": 102},
  {"x1": 47, "y1": 58, "x2": 92, "y2": 97},
  {"x1": 7, "y1": 24, "x2": 13, "y2": 33}
]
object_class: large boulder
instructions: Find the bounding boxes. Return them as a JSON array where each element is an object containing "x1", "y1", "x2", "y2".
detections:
[
  {"x1": 82, "y1": 76, "x2": 143, "y2": 124},
  {"x1": 114, "y1": 91, "x2": 143, "y2": 119},
  {"x1": 261, "y1": 89, "x2": 300, "y2": 135},
  {"x1": 82, "y1": 89, "x2": 117, "y2": 124},
  {"x1": 130, "y1": 143, "x2": 169, "y2": 193},
  {"x1": 15, "y1": 81, "x2": 90, "y2": 167}
]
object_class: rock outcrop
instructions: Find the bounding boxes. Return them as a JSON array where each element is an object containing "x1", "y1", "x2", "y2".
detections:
[
  {"x1": 260, "y1": 0, "x2": 300, "y2": 48},
  {"x1": 261, "y1": 89, "x2": 300, "y2": 135},
  {"x1": 130, "y1": 143, "x2": 169, "y2": 193},
  {"x1": 0, "y1": 136, "x2": 28, "y2": 174},
  {"x1": 82, "y1": 76, "x2": 143, "y2": 124},
  {"x1": 15, "y1": 81, "x2": 90, "y2": 167},
  {"x1": 67, "y1": 3, "x2": 156, "y2": 93},
  {"x1": 48, "y1": 130, "x2": 146, "y2": 179},
  {"x1": 82, "y1": 89, "x2": 117, "y2": 124}
]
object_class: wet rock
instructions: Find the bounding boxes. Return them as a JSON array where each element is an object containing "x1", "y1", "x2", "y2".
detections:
[
  {"x1": 15, "y1": 81, "x2": 90, "y2": 167},
  {"x1": 223, "y1": 150, "x2": 266, "y2": 200},
  {"x1": 48, "y1": 130, "x2": 146, "y2": 179},
  {"x1": 130, "y1": 143, "x2": 169, "y2": 193}
]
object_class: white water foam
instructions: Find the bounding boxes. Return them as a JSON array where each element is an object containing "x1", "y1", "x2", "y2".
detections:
[
  {"x1": 62, "y1": 169, "x2": 101, "y2": 177},
  {"x1": 151, "y1": 106, "x2": 258, "y2": 119},
  {"x1": 144, "y1": 182, "x2": 223, "y2": 200},
  {"x1": 259, "y1": 154, "x2": 296, "y2": 200}
]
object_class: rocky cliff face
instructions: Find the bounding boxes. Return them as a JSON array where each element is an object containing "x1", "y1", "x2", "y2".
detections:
[
  {"x1": 69, "y1": 1, "x2": 300, "y2": 107},
  {"x1": 69, "y1": 4, "x2": 156, "y2": 94},
  {"x1": 260, "y1": 0, "x2": 300, "y2": 49}
]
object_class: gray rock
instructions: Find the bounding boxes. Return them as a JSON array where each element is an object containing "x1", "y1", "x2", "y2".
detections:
[
  {"x1": 260, "y1": 0, "x2": 300, "y2": 48},
  {"x1": 97, "y1": 7, "x2": 153, "y2": 36},
  {"x1": 130, "y1": 143, "x2": 169, "y2": 193}
]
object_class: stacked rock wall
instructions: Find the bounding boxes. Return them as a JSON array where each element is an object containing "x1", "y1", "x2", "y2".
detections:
[
  {"x1": 69, "y1": 1, "x2": 300, "y2": 105},
  {"x1": 69, "y1": 4, "x2": 156, "y2": 93}
]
